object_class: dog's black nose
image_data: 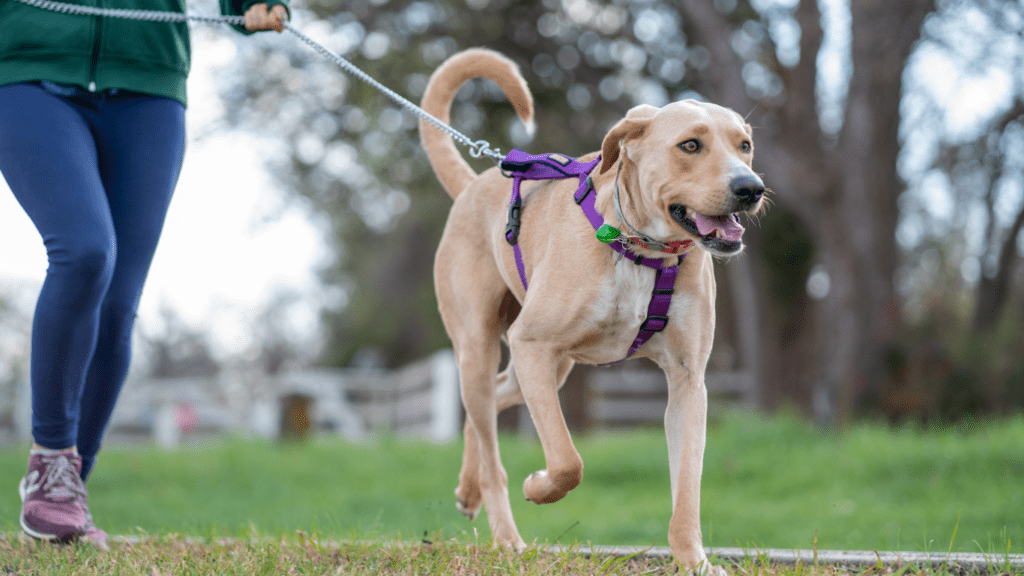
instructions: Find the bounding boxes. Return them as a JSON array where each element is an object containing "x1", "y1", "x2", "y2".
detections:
[{"x1": 730, "y1": 175, "x2": 765, "y2": 206}]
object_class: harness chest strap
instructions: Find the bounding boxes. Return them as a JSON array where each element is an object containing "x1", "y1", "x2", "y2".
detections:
[{"x1": 500, "y1": 149, "x2": 683, "y2": 364}]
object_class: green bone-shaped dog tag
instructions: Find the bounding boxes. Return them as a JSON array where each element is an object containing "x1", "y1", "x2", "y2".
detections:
[{"x1": 596, "y1": 224, "x2": 621, "y2": 243}]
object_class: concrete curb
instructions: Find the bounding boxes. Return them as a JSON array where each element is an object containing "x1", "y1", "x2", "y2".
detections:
[{"x1": 547, "y1": 544, "x2": 1024, "y2": 573}]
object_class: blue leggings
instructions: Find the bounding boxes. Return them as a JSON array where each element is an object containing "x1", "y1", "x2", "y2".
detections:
[{"x1": 0, "y1": 82, "x2": 185, "y2": 481}]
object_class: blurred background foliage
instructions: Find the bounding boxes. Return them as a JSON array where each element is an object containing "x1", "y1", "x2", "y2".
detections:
[{"x1": 207, "y1": 0, "x2": 1024, "y2": 425}]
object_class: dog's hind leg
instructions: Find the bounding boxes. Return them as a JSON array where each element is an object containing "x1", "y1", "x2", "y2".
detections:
[
  {"x1": 438, "y1": 271, "x2": 526, "y2": 548},
  {"x1": 455, "y1": 359, "x2": 540, "y2": 545},
  {"x1": 494, "y1": 361, "x2": 523, "y2": 411},
  {"x1": 455, "y1": 417, "x2": 483, "y2": 520},
  {"x1": 454, "y1": 333, "x2": 526, "y2": 550},
  {"x1": 456, "y1": 359, "x2": 519, "y2": 521}
]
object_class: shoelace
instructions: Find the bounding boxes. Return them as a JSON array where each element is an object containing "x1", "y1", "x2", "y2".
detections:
[
  {"x1": 42, "y1": 455, "x2": 107, "y2": 544},
  {"x1": 38, "y1": 454, "x2": 88, "y2": 501}
]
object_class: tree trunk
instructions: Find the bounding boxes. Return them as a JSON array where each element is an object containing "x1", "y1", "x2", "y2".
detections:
[
  {"x1": 970, "y1": 102, "x2": 1024, "y2": 333},
  {"x1": 680, "y1": 0, "x2": 934, "y2": 421},
  {"x1": 816, "y1": 0, "x2": 932, "y2": 421},
  {"x1": 974, "y1": 206, "x2": 1024, "y2": 333}
]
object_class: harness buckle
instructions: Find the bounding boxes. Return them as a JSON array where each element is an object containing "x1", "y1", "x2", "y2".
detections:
[
  {"x1": 573, "y1": 179, "x2": 598, "y2": 206},
  {"x1": 505, "y1": 199, "x2": 522, "y2": 245},
  {"x1": 640, "y1": 315, "x2": 669, "y2": 332}
]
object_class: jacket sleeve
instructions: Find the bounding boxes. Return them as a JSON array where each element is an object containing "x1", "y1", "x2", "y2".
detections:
[{"x1": 220, "y1": 0, "x2": 291, "y2": 35}]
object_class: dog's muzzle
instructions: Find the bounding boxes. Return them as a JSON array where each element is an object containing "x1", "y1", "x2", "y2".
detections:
[
  {"x1": 730, "y1": 174, "x2": 765, "y2": 210},
  {"x1": 668, "y1": 174, "x2": 765, "y2": 256}
]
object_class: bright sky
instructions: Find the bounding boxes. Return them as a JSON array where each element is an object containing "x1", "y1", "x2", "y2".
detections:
[{"x1": 0, "y1": 24, "x2": 329, "y2": 358}]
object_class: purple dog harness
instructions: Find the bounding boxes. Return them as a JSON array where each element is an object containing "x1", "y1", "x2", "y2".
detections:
[{"x1": 500, "y1": 149, "x2": 684, "y2": 364}]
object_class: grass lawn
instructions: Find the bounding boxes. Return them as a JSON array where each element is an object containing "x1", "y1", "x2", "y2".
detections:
[
  {"x1": 0, "y1": 411, "x2": 1021, "y2": 557},
  {"x1": 5, "y1": 534, "x2": 1016, "y2": 576}
]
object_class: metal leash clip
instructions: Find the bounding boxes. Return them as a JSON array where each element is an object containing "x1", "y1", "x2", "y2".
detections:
[{"x1": 468, "y1": 139, "x2": 501, "y2": 162}]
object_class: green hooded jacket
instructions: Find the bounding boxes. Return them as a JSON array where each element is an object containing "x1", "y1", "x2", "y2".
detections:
[{"x1": 0, "y1": 0, "x2": 289, "y2": 106}]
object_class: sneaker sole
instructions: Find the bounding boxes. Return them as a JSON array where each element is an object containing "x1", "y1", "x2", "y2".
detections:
[
  {"x1": 18, "y1": 475, "x2": 83, "y2": 543},
  {"x1": 20, "y1": 512, "x2": 63, "y2": 542}
]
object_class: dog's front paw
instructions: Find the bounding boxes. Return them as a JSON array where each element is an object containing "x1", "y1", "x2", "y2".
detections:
[
  {"x1": 523, "y1": 470, "x2": 557, "y2": 503},
  {"x1": 523, "y1": 468, "x2": 580, "y2": 504}
]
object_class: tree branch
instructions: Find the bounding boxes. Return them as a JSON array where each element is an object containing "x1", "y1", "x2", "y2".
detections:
[
  {"x1": 776, "y1": 0, "x2": 823, "y2": 146},
  {"x1": 676, "y1": 0, "x2": 831, "y2": 225},
  {"x1": 675, "y1": 0, "x2": 750, "y2": 111}
]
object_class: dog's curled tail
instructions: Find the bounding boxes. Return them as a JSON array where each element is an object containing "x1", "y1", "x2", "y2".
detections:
[{"x1": 419, "y1": 48, "x2": 534, "y2": 199}]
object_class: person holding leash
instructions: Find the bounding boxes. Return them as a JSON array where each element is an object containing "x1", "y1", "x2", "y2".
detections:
[{"x1": 0, "y1": 0, "x2": 289, "y2": 547}]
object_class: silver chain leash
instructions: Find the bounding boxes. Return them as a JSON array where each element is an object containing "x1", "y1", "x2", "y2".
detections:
[
  {"x1": 282, "y1": 23, "x2": 501, "y2": 160},
  {"x1": 15, "y1": 0, "x2": 245, "y2": 24},
  {"x1": 14, "y1": 0, "x2": 504, "y2": 162}
]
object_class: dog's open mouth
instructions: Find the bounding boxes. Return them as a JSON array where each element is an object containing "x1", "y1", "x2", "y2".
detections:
[{"x1": 670, "y1": 204, "x2": 745, "y2": 255}]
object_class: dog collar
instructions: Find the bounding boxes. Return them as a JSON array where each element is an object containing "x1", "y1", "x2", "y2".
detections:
[
  {"x1": 608, "y1": 163, "x2": 693, "y2": 255},
  {"x1": 500, "y1": 149, "x2": 683, "y2": 364},
  {"x1": 572, "y1": 174, "x2": 681, "y2": 269}
]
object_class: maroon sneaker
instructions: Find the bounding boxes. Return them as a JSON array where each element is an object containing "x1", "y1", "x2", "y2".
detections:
[{"x1": 18, "y1": 450, "x2": 89, "y2": 542}]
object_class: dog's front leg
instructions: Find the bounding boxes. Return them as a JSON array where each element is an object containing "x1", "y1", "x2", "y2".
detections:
[
  {"x1": 662, "y1": 364, "x2": 726, "y2": 575},
  {"x1": 507, "y1": 337, "x2": 582, "y2": 505}
]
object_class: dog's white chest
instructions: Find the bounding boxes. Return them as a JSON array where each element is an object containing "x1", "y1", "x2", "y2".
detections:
[
  {"x1": 604, "y1": 261, "x2": 654, "y2": 321},
  {"x1": 572, "y1": 259, "x2": 665, "y2": 363}
]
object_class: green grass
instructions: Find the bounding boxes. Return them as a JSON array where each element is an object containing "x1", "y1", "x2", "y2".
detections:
[
  {"x1": 0, "y1": 411, "x2": 1021, "y2": 558},
  {"x1": 0, "y1": 535, "x2": 671, "y2": 575},
  {"x1": 2, "y1": 533, "x2": 1010, "y2": 576}
]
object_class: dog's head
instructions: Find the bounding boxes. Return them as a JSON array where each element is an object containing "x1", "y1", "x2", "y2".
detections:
[{"x1": 599, "y1": 100, "x2": 765, "y2": 257}]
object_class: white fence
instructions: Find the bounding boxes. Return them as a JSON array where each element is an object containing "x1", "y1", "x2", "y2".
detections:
[
  {"x1": 4, "y1": 349, "x2": 461, "y2": 446},
  {"x1": 272, "y1": 350, "x2": 461, "y2": 441},
  {"x1": 2, "y1": 350, "x2": 759, "y2": 446},
  {"x1": 586, "y1": 367, "x2": 757, "y2": 430}
]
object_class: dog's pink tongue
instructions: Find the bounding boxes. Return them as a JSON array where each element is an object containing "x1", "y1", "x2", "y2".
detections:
[{"x1": 692, "y1": 213, "x2": 744, "y2": 241}]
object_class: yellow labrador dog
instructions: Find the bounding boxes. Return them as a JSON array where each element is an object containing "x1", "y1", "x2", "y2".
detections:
[{"x1": 420, "y1": 48, "x2": 764, "y2": 574}]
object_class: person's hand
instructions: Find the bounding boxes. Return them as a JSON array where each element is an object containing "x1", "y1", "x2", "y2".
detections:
[{"x1": 244, "y1": 3, "x2": 288, "y2": 33}]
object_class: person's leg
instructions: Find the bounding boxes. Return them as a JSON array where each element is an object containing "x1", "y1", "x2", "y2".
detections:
[
  {"x1": 75, "y1": 92, "x2": 186, "y2": 482},
  {"x1": 0, "y1": 82, "x2": 117, "y2": 542},
  {"x1": 0, "y1": 83, "x2": 118, "y2": 450}
]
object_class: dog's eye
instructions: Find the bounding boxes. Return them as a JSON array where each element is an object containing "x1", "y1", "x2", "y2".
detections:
[
  {"x1": 739, "y1": 141, "x2": 752, "y2": 153},
  {"x1": 679, "y1": 139, "x2": 701, "y2": 154}
]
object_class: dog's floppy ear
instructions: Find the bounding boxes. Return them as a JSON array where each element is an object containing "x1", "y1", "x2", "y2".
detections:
[{"x1": 600, "y1": 105, "x2": 659, "y2": 174}]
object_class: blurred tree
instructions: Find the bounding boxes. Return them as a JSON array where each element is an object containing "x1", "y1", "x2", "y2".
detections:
[
  {"x1": 939, "y1": 101, "x2": 1024, "y2": 335},
  {"x1": 903, "y1": 0, "x2": 1024, "y2": 335},
  {"x1": 676, "y1": 0, "x2": 935, "y2": 422},
  {"x1": 0, "y1": 285, "x2": 32, "y2": 430},
  {"x1": 141, "y1": 305, "x2": 222, "y2": 378},
  {"x1": 250, "y1": 287, "x2": 316, "y2": 374},
  {"x1": 893, "y1": 0, "x2": 1024, "y2": 420}
]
